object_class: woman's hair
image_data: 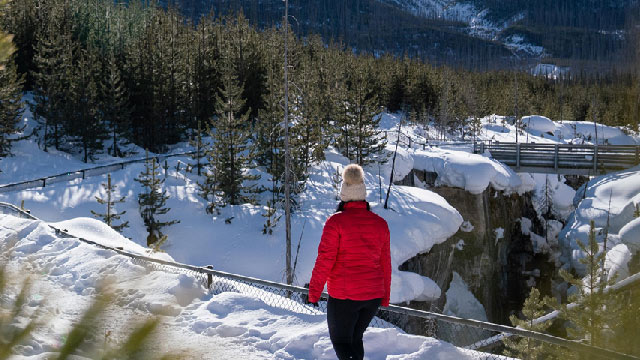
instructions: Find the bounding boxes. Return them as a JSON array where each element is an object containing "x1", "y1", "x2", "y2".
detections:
[{"x1": 336, "y1": 201, "x2": 370, "y2": 212}]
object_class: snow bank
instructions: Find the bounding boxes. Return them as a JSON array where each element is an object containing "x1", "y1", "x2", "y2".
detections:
[
  {"x1": 412, "y1": 147, "x2": 524, "y2": 194},
  {"x1": 560, "y1": 166, "x2": 640, "y2": 273},
  {"x1": 0, "y1": 213, "x2": 493, "y2": 359},
  {"x1": 522, "y1": 115, "x2": 556, "y2": 134},
  {"x1": 51, "y1": 217, "x2": 171, "y2": 261}
]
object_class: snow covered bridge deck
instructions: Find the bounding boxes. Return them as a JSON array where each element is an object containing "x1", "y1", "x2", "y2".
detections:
[{"x1": 475, "y1": 142, "x2": 640, "y2": 175}]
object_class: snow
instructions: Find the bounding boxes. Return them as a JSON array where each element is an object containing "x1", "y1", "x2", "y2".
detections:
[
  {"x1": 411, "y1": 148, "x2": 524, "y2": 195},
  {"x1": 605, "y1": 244, "x2": 632, "y2": 282},
  {"x1": 521, "y1": 115, "x2": 556, "y2": 134},
  {"x1": 443, "y1": 272, "x2": 488, "y2": 322},
  {"x1": 560, "y1": 166, "x2": 640, "y2": 274},
  {"x1": 1, "y1": 111, "x2": 466, "y2": 306},
  {"x1": 1, "y1": 212, "x2": 495, "y2": 359}
]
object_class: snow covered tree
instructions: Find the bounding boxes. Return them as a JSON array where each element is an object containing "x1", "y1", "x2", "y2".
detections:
[
  {"x1": 135, "y1": 152, "x2": 179, "y2": 249},
  {"x1": 504, "y1": 288, "x2": 555, "y2": 360},
  {"x1": 556, "y1": 220, "x2": 622, "y2": 349},
  {"x1": 0, "y1": 55, "x2": 23, "y2": 159},
  {"x1": 90, "y1": 174, "x2": 129, "y2": 232}
]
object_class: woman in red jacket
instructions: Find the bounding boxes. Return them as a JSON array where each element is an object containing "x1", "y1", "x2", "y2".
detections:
[{"x1": 308, "y1": 164, "x2": 391, "y2": 360}]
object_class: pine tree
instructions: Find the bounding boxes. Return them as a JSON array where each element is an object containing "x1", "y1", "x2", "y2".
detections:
[
  {"x1": 504, "y1": 288, "x2": 555, "y2": 360},
  {"x1": 0, "y1": 55, "x2": 23, "y2": 159},
  {"x1": 335, "y1": 57, "x2": 385, "y2": 165},
  {"x1": 557, "y1": 220, "x2": 622, "y2": 349},
  {"x1": 100, "y1": 49, "x2": 130, "y2": 158},
  {"x1": 32, "y1": 16, "x2": 69, "y2": 151},
  {"x1": 135, "y1": 152, "x2": 179, "y2": 249},
  {"x1": 68, "y1": 47, "x2": 106, "y2": 163},
  {"x1": 90, "y1": 174, "x2": 129, "y2": 232},
  {"x1": 188, "y1": 119, "x2": 204, "y2": 176},
  {"x1": 203, "y1": 56, "x2": 258, "y2": 207}
]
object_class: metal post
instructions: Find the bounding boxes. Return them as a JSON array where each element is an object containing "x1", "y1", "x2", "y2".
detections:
[
  {"x1": 207, "y1": 265, "x2": 214, "y2": 289},
  {"x1": 82, "y1": 170, "x2": 85, "y2": 179},
  {"x1": 283, "y1": 0, "x2": 293, "y2": 286},
  {"x1": 554, "y1": 144, "x2": 559, "y2": 171},
  {"x1": 42, "y1": 178, "x2": 46, "y2": 187},
  {"x1": 516, "y1": 143, "x2": 521, "y2": 169}
]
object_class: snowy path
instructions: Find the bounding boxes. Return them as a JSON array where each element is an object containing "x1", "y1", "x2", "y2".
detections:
[{"x1": 1, "y1": 213, "x2": 491, "y2": 359}]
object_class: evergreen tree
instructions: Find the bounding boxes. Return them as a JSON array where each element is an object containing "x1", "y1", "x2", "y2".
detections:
[
  {"x1": 135, "y1": 152, "x2": 179, "y2": 249},
  {"x1": 90, "y1": 173, "x2": 129, "y2": 232},
  {"x1": 68, "y1": 47, "x2": 106, "y2": 163},
  {"x1": 203, "y1": 56, "x2": 258, "y2": 207},
  {"x1": 32, "y1": 15, "x2": 70, "y2": 151},
  {"x1": 556, "y1": 220, "x2": 622, "y2": 349},
  {"x1": 188, "y1": 119, "x2": 205, "y2": 176},
  {"x1": 0, "y1": 55, "x2": 23, "y2": 159},
  {"x1": 335, "y1": 57, "x2": 385, "y2": 165},
  {"x1": 504, "y1": 288, "x2": 555, "y2": 360},
  {"x1": 100, "y1": 49, "x2": 130, "y2": 157}
]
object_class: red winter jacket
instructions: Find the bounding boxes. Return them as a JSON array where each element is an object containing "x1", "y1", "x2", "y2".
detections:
[{"x1": 308, "y1": 201, "x2": 391, "y2": 307}]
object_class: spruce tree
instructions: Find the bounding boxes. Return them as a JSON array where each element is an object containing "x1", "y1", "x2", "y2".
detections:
[
  {"x1": 32, "y1": 18, "x2": 69, "y2": 151},
  {"x1": 557, "y1": 220, "x2": 622, "y2": 349},
  {"x1": 0, "y1": 55, "x2": 23, "y2": 159},
  {"x1": 335, "y1": 57, "x2": 385, "y2": 165},
  {"x1": 203, "y1": 56, "x2": 258, "y2": 207},
  {"x1": 135, "y1": 152, "x2": 179, "y2": 249},
  {"x1": 503, "y1": 288, "x2": 555, "y2": 360},
  {"x1": 100, "y1": 49, "x2": 130, "y2": 158},
  {"x1": 68, "y1": 47, "x2": 105, "y2": 163},
  {"x1": 90, "y1": 174, "x2": 129, "y2": 232}
]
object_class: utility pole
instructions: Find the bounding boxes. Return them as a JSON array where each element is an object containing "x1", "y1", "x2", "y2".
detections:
[{"x1": 283, "y1": 0, "x2": 293, "y2": 285}]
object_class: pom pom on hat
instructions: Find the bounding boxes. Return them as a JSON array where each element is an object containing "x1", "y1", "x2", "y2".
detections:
[{"x1": 340, "y1": 164, "x2": 366, "y2": 202}]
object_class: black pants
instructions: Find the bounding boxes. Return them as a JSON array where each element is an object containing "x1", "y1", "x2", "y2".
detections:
[{"x1": 327, "y1": 296, "x2": 381, "y2": 360}]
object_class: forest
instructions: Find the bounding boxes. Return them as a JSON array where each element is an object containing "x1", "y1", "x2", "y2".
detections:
[{"x1": 0, "y1": 0, "x2": 639, "y2": 206}]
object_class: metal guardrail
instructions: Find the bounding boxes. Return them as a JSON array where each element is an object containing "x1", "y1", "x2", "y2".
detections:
[
  {"x1": 0, "y1": 151, "x2": 197, "y2": 193},
  {"x1": 475, "y1": 142, "x2": 640, "y2": 175},
  {"x1": 1, "y1": 202, "x2": 638, "y2": 359},
  {"x1": 383, "y1": 130, "x2": 475, "y2": 150}
]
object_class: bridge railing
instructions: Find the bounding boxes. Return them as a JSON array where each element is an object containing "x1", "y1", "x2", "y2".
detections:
[
  {"x1": 1, "y1": 202, "x2": 638, "y2": 359},
  {"x1": 476, "y1": 142, "x2": 640, "y2": 175}
]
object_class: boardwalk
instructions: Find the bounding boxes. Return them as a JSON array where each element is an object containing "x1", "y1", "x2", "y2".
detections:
[{"x1": 475, "y1": 142, "x2": 640, "y2": 175}]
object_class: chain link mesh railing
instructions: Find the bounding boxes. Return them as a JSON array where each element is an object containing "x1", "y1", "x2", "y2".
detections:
[
  {"x1": 0, "y1": 151, "x2": 197, "y2": 193},
  {"x1": 1, "y1": 202, "x2": 638, "y2": 360}
]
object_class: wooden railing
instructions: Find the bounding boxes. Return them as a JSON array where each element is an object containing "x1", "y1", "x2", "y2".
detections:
[{"x1": 475, "y1": 142, "x2": 640, "y2": 175}]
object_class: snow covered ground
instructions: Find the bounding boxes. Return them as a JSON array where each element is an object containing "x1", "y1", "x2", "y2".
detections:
[
  {"x1": 2, "y1": 102, "x2": 639, "y2": 358},
  {"x1": 0, "y1": 212, "x2": 501, "y2": 359}
]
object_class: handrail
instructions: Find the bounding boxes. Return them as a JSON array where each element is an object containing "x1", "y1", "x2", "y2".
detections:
[
  {"x1": 0, "y1": 150, "x2": 197, "y2": 193},
  {"x1": 1, "y1": 202, "x2": 638, "y2": 359}
]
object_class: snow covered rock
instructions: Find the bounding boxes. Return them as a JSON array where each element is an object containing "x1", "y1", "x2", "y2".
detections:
[{"x1": 522, "y1": 115, "x2": 556, "y2": 134}]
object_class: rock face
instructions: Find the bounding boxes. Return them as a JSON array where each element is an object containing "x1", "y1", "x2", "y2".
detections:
[{"x1": 397, "y1": 170, "x2": 555, "y2": 325}]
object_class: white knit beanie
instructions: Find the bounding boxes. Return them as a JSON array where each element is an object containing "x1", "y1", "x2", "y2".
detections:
[{"x1": 340, "y1": 164, "x2": 366, "y2": 202}]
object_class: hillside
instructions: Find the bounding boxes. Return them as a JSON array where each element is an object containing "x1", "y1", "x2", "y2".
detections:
[{"x1": 171, "y1": 0, "x2": 639, "y2": 71}]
